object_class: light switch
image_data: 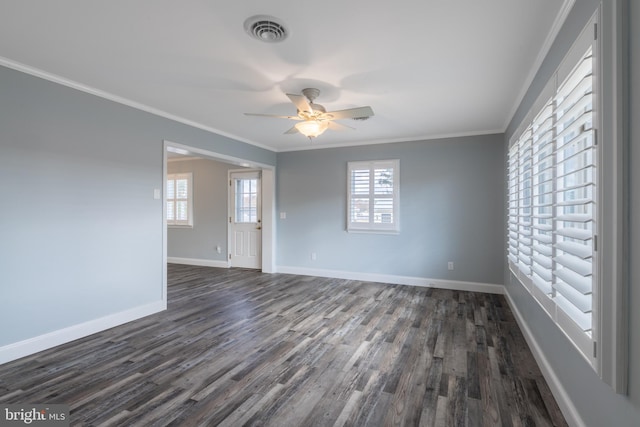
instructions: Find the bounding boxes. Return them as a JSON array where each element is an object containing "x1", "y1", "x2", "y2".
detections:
[
  {"x1": 153, "y1": 189, "x2": 161, "y2": 200},
  {"x1": 280, "y1": 212, "x2": 287, "y2": 219}
]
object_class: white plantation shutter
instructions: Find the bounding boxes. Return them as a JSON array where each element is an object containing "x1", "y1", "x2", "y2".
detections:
[
  {"x1": 166, "y1": 179, "x2": 175, "y2": 221},
  {"x1": 507, "y1": 144, "x2": 519, "y2": 266},
  {"x1": 553, "y1": 47, "x2": 595, "y2": 338},
  {"x1": 373, "y1": 167, "x2": 395, "y2": 224},
  {"x1": 350, "y1": 168, "x2": 370, "y2": 224},
  {"x1": 348, "y1": 160, "x2": 399, "y2": 232},
  {"x1": 507, "y1": 43, "x2": 596, "y2": 360},
  {"x1": 166, "y1": 173, "x2": 193, "y2": 226},
  {"x1": 531, "y1": 99, "x2": 555, "y2": 296},
  {"x1": 517, "y1": 129, "x2": 533, "y2": 275}
]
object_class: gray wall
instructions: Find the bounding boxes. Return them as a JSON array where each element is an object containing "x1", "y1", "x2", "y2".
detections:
[
  {"x1": 504, "y1": 0, "x2": 640, "y2": 425},
  {"x1": 167, "y1": 158, "x2": 234, "y2": 261},
  {"x1": 276, "y1": 134, "x2": 505, "y2": 285},
  {"x1": 0, "y1": 65, "x2": 275, "y2": 347}
]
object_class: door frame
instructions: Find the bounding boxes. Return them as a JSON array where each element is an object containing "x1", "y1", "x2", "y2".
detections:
[{"x1": 162, "y1": 140, "x2": 276, "y2": 281}]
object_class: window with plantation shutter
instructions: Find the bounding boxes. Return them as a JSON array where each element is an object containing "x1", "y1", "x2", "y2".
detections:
[
  {"x1": 167, "y1": 173, "x2": 193, "y2": 227},
  {"x1": 347, "y1": 160, "x2": 399, "y2": 233},
  {"x1": 507, "y1": 40, "x2": 596, "y2": 361}
]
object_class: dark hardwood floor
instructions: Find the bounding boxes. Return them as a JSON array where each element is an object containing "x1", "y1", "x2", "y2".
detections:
[{"x1": 0, "y1": 264, "x2": 567, "y2": 426}]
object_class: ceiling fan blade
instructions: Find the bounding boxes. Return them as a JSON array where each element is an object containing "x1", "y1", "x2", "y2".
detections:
[
  {"x1": 284, "y1": 126, "x2": 299, "y2": 134},
  {"x1": 286, "y1": 93, "x2": 312, "y2": 113},
  {"x1": 244, "y1": 113, "x2": 301, "y2": 120},
  {"x1": 327, "y1": 121, "x2": 355, "y2": 131},
  {"x1": 325, "y1": 106, "x2": 374, "y2": 120}
]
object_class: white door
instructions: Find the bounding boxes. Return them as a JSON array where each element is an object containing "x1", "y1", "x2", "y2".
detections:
[{"x1": 229, "y1": 171, "x2": 261, "y2": 269}]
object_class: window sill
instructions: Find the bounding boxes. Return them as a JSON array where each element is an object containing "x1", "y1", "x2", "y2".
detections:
[{"x1": 347, "y1": 228, "x2": 399, "y2": 235}]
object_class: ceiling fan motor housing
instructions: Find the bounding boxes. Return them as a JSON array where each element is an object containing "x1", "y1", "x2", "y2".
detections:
[{"x1": 301, "y1": 88, "x2": 320, "y2": 102}]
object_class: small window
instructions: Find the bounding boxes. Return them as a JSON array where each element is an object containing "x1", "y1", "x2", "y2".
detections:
[
  {"x1": 347, "y1": 160, "x2": 399, "y2": 233},
  {"x1": 167, "y1": 173, "x2": 193, "y2": 227},
  {"x1": 234, "y1": 173, "x2": 259, "y2": 224}
]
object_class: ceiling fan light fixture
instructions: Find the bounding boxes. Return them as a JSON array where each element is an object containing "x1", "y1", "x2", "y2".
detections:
[
  {"x1": 295, "y1": 120, "x2": 328, "y2": 138},
  {"x1": 244, "y1": 15, "x2": 288, "y2": 43},
  {"x1": 245, "y1": 88, "x2": 374, "y2": 141}
]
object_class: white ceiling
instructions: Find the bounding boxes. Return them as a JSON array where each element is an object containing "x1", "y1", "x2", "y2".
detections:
[{"x1": 0, "y1": 1, "x2": 569, "y2": 152}]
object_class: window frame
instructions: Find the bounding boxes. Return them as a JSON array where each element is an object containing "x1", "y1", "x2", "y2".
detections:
[
  {"x1": 509, "y1": 19, "x2": 597, "y2": 365},
  {"x1": 231, "y1": 170, "x2": 261, "y2": 225},
  {"x1": 166, "y1": 172, "x2": 193, "y2": 227},
  {"x1": 507, "y1": 7, "x2": 627, "y2": 393},
  {"x1": 347, "y1": 159, "x2": 400, "y2": 234}
]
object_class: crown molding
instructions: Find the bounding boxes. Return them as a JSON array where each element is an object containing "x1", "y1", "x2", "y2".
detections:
[
  {"x1": 504, "y1": 0, "x2": 576, "y2": 131},
  {"x1": 0, "y1": 56, "x2": 276, "y2": 152}
]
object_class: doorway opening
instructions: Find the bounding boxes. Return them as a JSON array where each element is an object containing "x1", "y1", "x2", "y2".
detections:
[{"x1": 162, "y1": 140, "x2": 275, "y2": 283}]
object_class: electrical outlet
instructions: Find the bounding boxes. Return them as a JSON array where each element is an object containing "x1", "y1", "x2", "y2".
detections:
[
  {"x1": 216, "y1": 246, "x2": 222, "y2": 254},
  {"x1": 448, "y1": 261, "x2": 454, "y2": 270},
  {"x1": 311, "y1": 252, "x2": 317, "y2": 261}
]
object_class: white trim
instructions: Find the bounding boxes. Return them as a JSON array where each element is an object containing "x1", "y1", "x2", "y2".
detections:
[
  {"x1": 167, "y1": 257, "x2": 230, "y2": 269},
  {"x1": 0, "y1": 56, "x2": 275, "y2": 152},
  {"x1": 275, "y1": 266, "x2": 504, "y2": 294},
  {"x1": 0, "y1": 301, "x2": 165, "y2": 365},
  {"x1": 229, "y1": 170, "x2": 261, "y2": 180},
  {"x1": 503, "y1": 290, "x2": 586, "y2": 427},
  {"x1": 163, "y1": 140, "x2": 274, "y2": 170},
  {"x1": 260, "y1": 168, "x2": 276, "y2": 273},
  {"x1": 276, "y1": 129, "x2": 504, "y2": 152},
  {"x1": 162, "y1": 143, "x2": 168, "y2": 308},
  {"x1": 167, "y1": 156, "x2": 203, "y2": 163},
  {"x1": 346, "y1": 229, "x2": 400, "y2": 235},
  {"x1": 597, "y1": 0, "x2": 627, "y2": 393}
]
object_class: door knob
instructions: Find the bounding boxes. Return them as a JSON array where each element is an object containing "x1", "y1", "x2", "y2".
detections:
[{"x1": 256, "y1": 226, "x2": 262, "y2": 230}]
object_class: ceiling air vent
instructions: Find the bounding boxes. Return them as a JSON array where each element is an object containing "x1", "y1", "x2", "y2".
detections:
[{"x1": 244, "y1": 15, "x2": 288, "y2": 43}]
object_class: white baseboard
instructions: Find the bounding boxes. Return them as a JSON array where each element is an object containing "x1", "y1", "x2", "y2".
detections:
[
  {"x1": 0, "y1": 300, "x2": 166, "y2": 365},
  {"x1": 275, "y1": 266, "x2": 504, "y2": 294},
  {"x1": 503, "y1": 290, "x2": 585, "y2": 427},
  {"x1": 167, "y1": 256, "x2": 229, "y2": 268}
]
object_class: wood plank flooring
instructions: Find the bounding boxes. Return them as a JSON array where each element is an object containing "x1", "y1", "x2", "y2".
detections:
[{"x1": 0, "y1": 265, "x2": 568, "y2": 426}]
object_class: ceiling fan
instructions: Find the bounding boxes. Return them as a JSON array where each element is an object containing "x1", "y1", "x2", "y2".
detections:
[{"x1": 244, "y1": 88, "x2": 374, "y2": 140}]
